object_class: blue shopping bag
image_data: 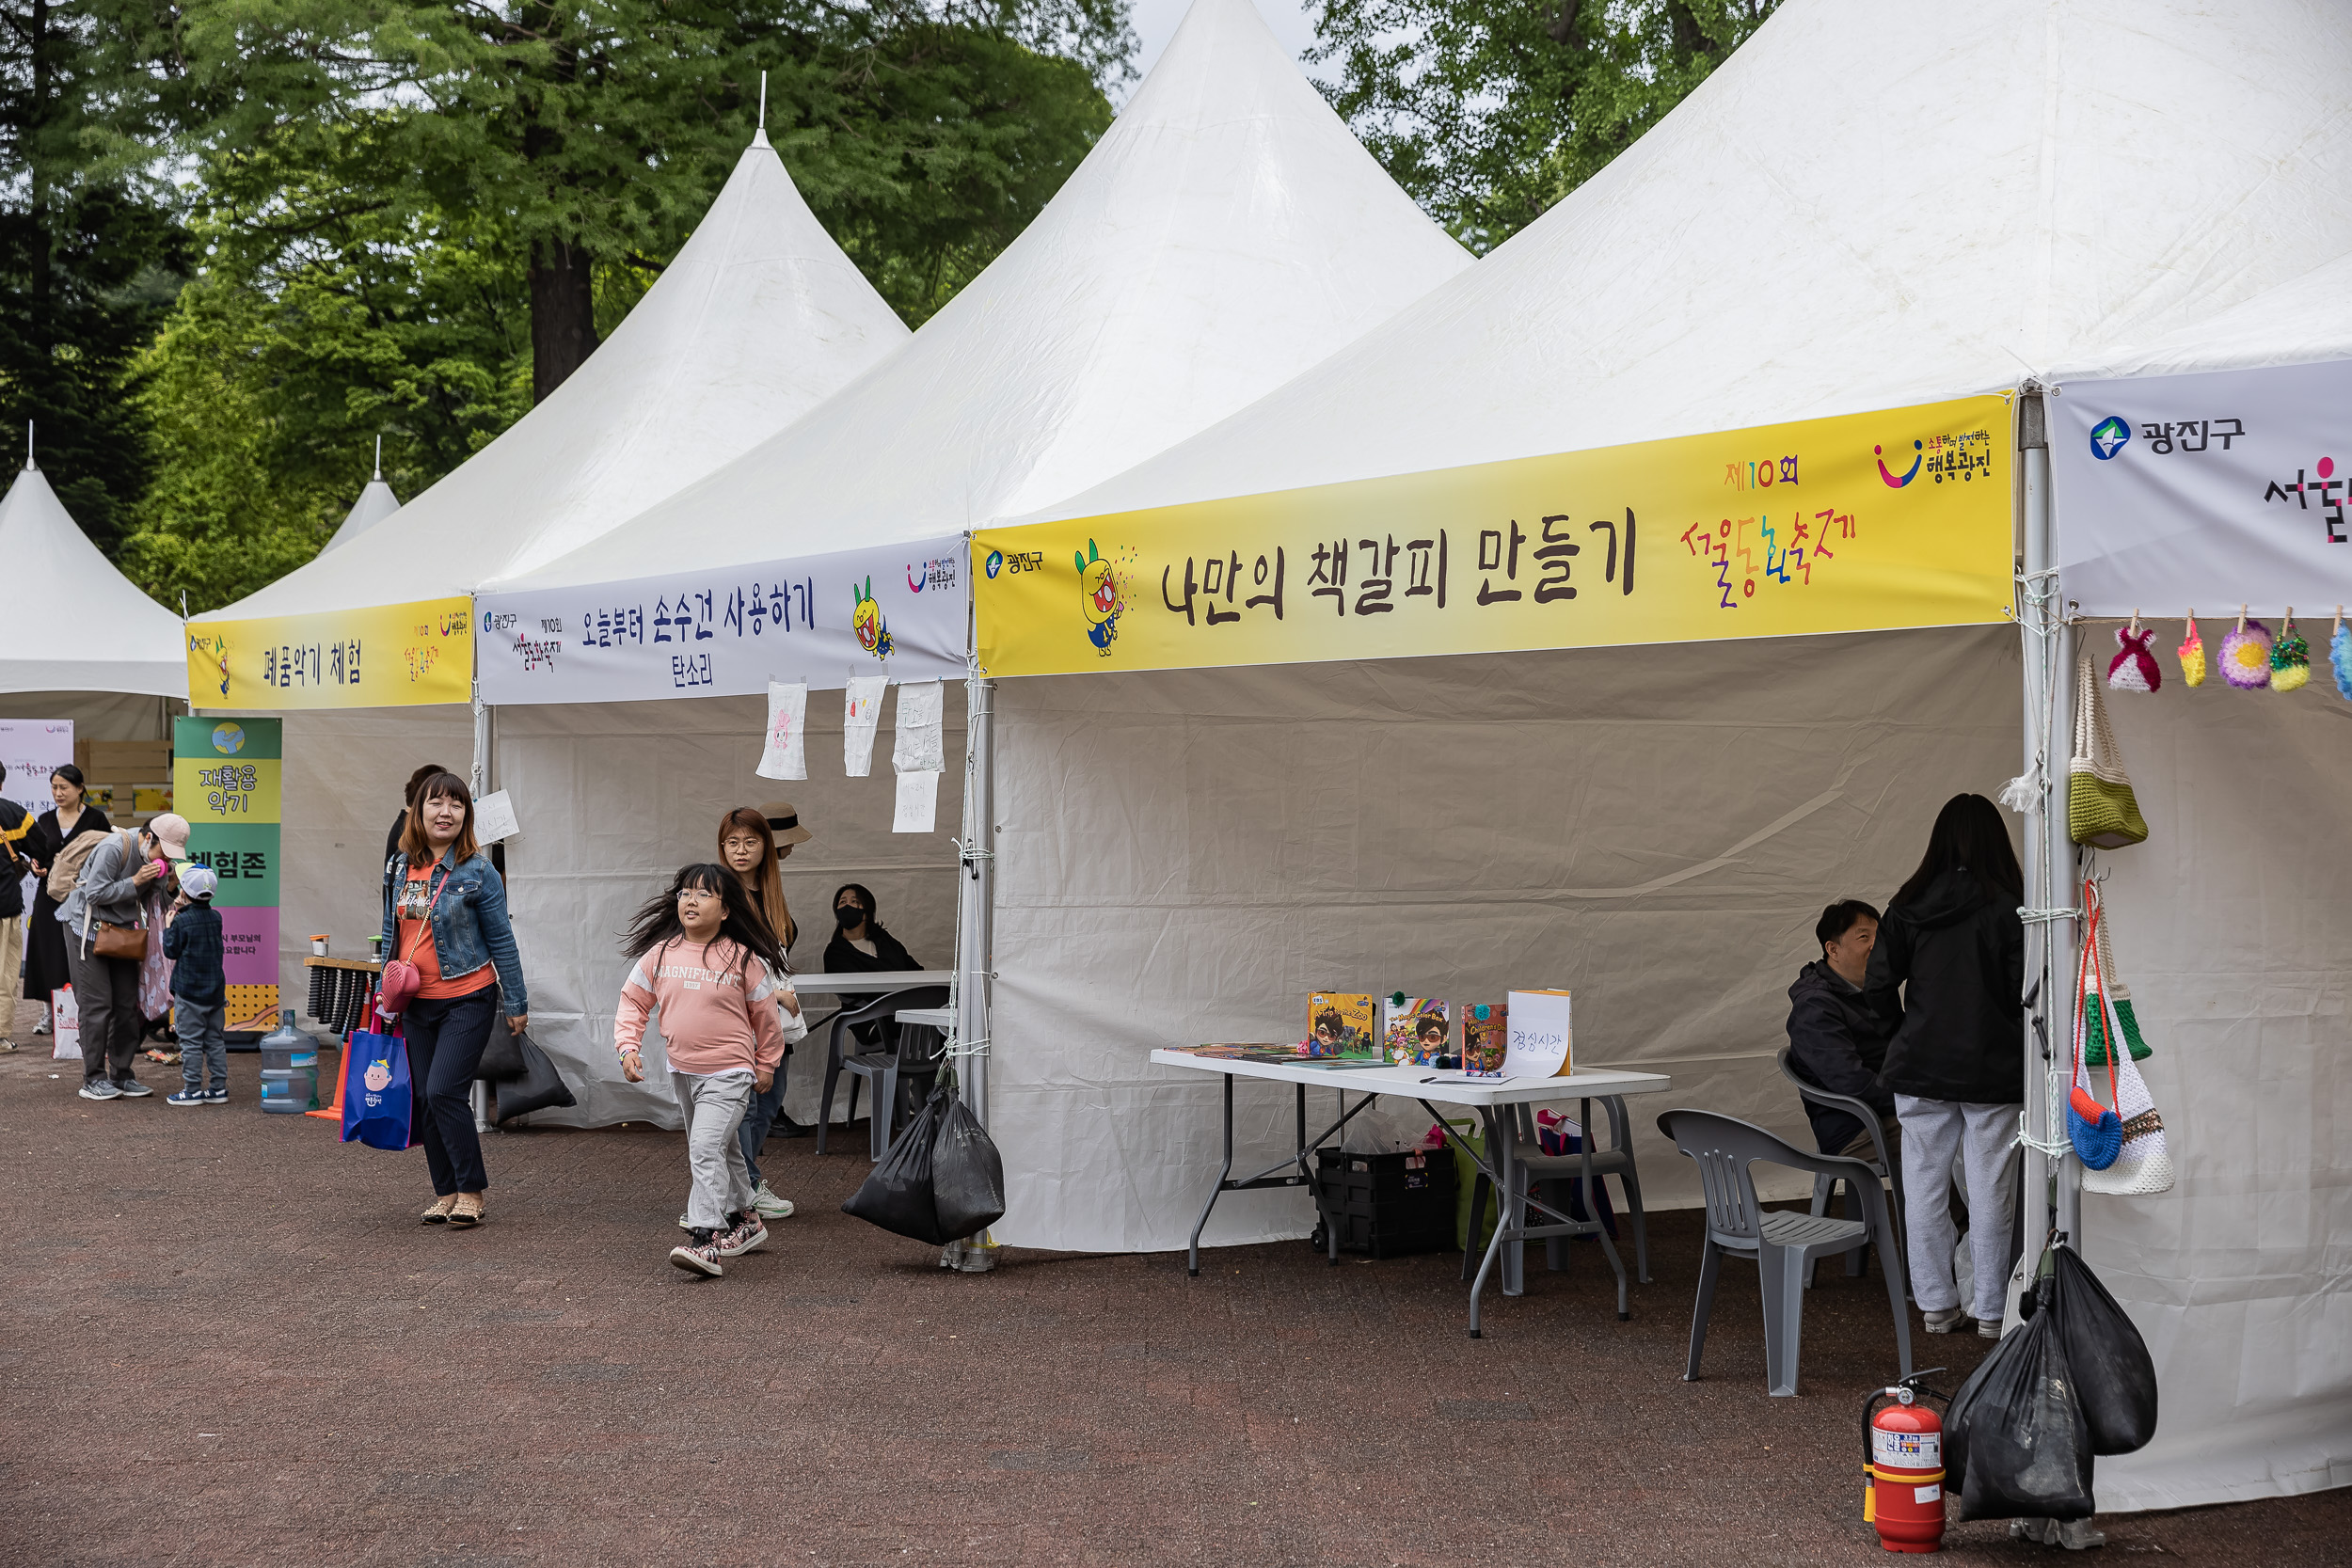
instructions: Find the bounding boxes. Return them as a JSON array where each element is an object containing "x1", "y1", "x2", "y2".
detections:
[{"x1": 341, "y1": 1024, "x2": 418, "y2": 1151}]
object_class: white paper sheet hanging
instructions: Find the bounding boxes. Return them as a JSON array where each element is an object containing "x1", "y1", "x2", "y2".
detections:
[
  {"x1": 472, "y1": 789, "x2": 521, "y2": 845},
  {"x1": 757, "y1": 681, "x2": 808, "y2": 781},
  {"x1": 893, "y1": 768, "x2": 941, "y2": 832},
  {"x1": 843, "y1": 676, "x2": 888, "y2": 777},
  {"x1": 892, "y1": 680, "x2": 945, "y2": 774}
]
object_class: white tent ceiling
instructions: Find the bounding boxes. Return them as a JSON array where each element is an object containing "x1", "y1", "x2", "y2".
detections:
[
  {"x1": 1033, "y1": 0, "x2": 2352, "y2": 525},
  {"x1": 209, "y1": 136, "x2": 911, "y2": 620},
  {"x1": 0, "y1": 465, "x2": 185, "y2": 697},
  {"x1": 495, "y1": 0, "x2": 1470, "y2": 594}
]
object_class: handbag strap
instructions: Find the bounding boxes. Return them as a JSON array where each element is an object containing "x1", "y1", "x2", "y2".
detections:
[
  {"x1": 2079, "y1": 879, "x2": 2122, "y2": 1105},
  {"x1": 397, "y1": 856, "x2": 455, "y2": 967}
]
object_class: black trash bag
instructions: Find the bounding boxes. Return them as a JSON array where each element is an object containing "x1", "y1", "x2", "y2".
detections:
[
  {"x1": 2049, "y1": 1242, "x2": 2159, "y2": 1455},
  {"x1": 1945, "y1": 1280, "x2": 2096, "y2": 1522},
  {"x1": 932, "y1": 1093, "x2": 1007, "y2": 1240},
  {"x1": 474, "y1": 1024, "x2": 528, "y2": 1082},
  {"x1": 490, "y1": 1034, "x2": 578, "y2": 1123},
  {"x1": 842, "y1": 1086, "x2": 952, "y2": 1243}
]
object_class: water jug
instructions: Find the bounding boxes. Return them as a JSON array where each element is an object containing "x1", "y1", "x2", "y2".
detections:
[{"x1": 258, "y1": 1009, "x2": 320, "y2": 1114}]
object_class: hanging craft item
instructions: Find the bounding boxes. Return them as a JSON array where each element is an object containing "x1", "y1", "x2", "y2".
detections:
[
  {"x1": 2082, "y1": 901, "x2": 2153, "y2": 1066},
  {"x1": 2068, "y1": 911, "x2": 2122, "y2": 1170},
  {"x1": 2077, "y1": 882, "x2": 2175, "y2": 1197},
  {"x1": 2269, "y1": 610, "x2": 2311, "y2": 693},
  {"x1": 2332, "y1": 609, "x2": 2352, "y2": 701},
  {"x1": 2068, "y1": 657, "x2": 2149, "y2": 848},
  {"x1": 2176, "y1": 614, "x2": 2206, "y2": 687},
  {"x1": 2219, "y1": 610, "x2": 2273, "y2": 689},
  {"x1": 2107, "y1": 616, "x2": 2161, "y2": 693}
]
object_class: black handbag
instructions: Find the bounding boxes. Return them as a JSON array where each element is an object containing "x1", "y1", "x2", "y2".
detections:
[
  {"x1": 475, "y1": 1022, "x2": 528, "y2": 1082},
  {"x1": 490, "y1": 1033, "x2": 577, "y2": 1123}
]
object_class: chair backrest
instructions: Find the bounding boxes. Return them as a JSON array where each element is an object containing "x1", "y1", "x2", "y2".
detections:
[
  {"x1": 1658, "y1": 1107, "x2": 1890, "y2": 1245},
  {"x1": 829, "y1": 985, "x2": 951, "y2": 1060},
  {"x1": 1777, "y1": 1045, "x2": 1872, "y2": 1122}
]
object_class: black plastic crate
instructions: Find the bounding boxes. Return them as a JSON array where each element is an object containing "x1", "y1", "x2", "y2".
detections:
[{"x1": 1311, "y1": 1146, "x2": 1457, "y2": 1259}]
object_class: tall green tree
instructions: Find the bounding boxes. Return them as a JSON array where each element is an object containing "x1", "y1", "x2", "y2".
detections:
[
  {"x1": 0, "y1": 0, "x2": 187, "y2": 553},
  {"x1": 1311, "y1": 0, "x2": 1778, "y2": 251}
]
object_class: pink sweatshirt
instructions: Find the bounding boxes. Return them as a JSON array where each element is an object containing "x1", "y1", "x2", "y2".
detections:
[{"x1": 613, "y1": 939, "x2": 788, "y2": 1076}]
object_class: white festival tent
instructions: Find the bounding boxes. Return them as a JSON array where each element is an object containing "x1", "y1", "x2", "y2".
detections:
[
  {"x1": 0, "y1": 462, "x2": 187, "y2": 751},
  {"x1": 197, "y1": 134, "x2": 915, "y2": 993},
  {"x1": 476, "y1": 0, "x2": 1473, "y2": 1133},
  {"x1": 321, "y1": 457, "x2": 401, "y2": 555},
  {"x1": 985, "y1": 0, "x2": 2352, "y2": 1514}
]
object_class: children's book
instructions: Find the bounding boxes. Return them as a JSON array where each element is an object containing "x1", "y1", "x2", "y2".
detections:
[
  {"x1": 1188, "y1": 1043, "x2": 1311, "y2": 1063},
  {"x1": 1461, "y1": 1002, "x2": 1507, "y2": 1077},
  {"x1": 1502, "y1": 989, "x2": 1573, "y2": 1077},
  {"x1": 1306, "y1": 993, "x2": 1377, "y2": 1057},
  {"x1": 1380, "y1": 995, "x2": 1451, "y2": 1066}
]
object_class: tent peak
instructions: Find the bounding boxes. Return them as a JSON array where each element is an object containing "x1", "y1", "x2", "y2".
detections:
[{"x1": 750, "y1": 70, "x2": 771, "y2": 150}]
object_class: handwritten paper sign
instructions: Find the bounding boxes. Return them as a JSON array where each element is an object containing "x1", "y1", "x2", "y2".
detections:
[
  {"x1": 473, "y1": 789, "x2": 520, "y2": 846},
  {"x1": 893, "y1": 768, "x2": 941, "y2": 833},
  {"x1": 1502, "y1": 989, "x2": 1573, "y2": 1077}
]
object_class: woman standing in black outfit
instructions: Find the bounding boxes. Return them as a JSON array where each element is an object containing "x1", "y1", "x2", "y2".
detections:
[{"x1": 22, "y1": 765, "x2": 109, "y2": 1035}]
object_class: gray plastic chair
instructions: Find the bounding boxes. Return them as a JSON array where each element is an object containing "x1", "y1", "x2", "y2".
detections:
[
  {"x1": 1657, "y1": 1107, "x2": 1911, "y2": 1398},
  {"x1": 818, "y1": 987, "x2": 949, "y2": 1159},
  {"x1": 1459, "y1": 1096, "x2": 1650, "y2": 1284},
  {"x1": 1775, "y1": 1045, "x2": 1909, "y2": 1293}
]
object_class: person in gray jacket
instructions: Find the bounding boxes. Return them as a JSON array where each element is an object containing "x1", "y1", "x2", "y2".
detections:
[{"x1": 57, "y1": 813, "x2": 189, "y2": 1100}]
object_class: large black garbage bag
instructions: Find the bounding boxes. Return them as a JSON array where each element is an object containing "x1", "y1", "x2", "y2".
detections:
[
  {"x1": 843, "y1": 1087, "x2": 951, "y2": 1243},
  {"x1": 1945, "y1": 1288, "x2": 2096, "y2": 1522},
  {"x1": 2049, "y1": 1243, "x2": 2159, "y2": 1455},
  {"x1": 491, "y1": 1034, "x2": 578, "y2": 1123},
  {"x1": 931, "y1": 1094, "x2": 1007, "y2": 1240}
]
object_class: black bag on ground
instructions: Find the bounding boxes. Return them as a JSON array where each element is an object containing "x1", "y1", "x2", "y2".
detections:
[
  {"x1": 490, "y1": 1033, "x2": 577, "y2": 1124},
  {"x1": 2048, "y1": 1242, "x2": 2159, "y2": 1455},
  {"x1": 842, "y1": 1086, "x2": 952, "y2": 1243},
  {"x1": 931, "y1": 1093, "x2": 1007, "y2": 1240},
  {"x1": 1945, "y1": 1279, "x2": 2096, "y2": 1522}
]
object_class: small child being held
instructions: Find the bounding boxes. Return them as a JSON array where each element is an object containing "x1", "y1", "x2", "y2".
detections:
[
  {"x1": 614, "y1": 863, "x2": 801, "y2": 1277},
  {"x1": 163, "y1": 864, "x2": 228, "y2": 1105}
]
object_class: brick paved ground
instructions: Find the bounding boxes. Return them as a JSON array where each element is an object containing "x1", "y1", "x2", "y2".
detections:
[{"x1": 2, "y1": 1008, "x2": 2344, "y2": 1566}]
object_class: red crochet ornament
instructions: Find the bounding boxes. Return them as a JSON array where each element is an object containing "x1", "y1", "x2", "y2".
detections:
[{"x1": 2107, "y1": 623, "x2": 2162, "y2": 693}]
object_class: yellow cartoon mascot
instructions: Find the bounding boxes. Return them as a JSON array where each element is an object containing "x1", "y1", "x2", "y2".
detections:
[{"x1": 1078, "y1": 540, "x2": 1120, "y2": 655}]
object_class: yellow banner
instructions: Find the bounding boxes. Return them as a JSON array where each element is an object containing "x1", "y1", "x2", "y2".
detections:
[
  {"x1": 975, "y1": 397, "x2": 2012, "y2": 677},
  {"x1": 185, "y1": 597, "x2": 474, "y2": 708}
]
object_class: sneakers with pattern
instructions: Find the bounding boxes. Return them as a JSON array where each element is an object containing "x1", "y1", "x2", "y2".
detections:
[
  {"x1": 717, "y1": 1212, "x2": 769, "y2": 1258},
  {"x1": 203, "y1": 1088, "x2": 229, "y2": 1104},
  {"x1": 114, "y1": 1079, "x2": 154, "y2": 1098},
  {"x1": 749, "y1": 1180, "x2": 796, "y2": 1220},
  {"x1": 167, "y1": 1089, "x2": 209, "y2": 1107},
  {"x1": 669, "y1": 1229, "x2": 725, "y2": 1276},
  {"x1": 78, "y1": 1080, "x2": 122, "y2": 1101}
]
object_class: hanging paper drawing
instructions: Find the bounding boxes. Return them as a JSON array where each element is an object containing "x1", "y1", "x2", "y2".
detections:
[
  {"x1": 2106, "y1": 624, "x2": 2160, "y2": 693},
  {"x1": 851, "y1": 578, "x2": 894, "y2": 660},
  {"x1": 1077, "y1": 539, "x2": 1122, "y2": 655},
  {"x1": 2269, "y1": 613, "x2": 2311, "y2": 692},
  {"x1": 2176, "y1": 616, "x2": 2205, "y2": 687},
  {"x1": 2219, "y1": 615, "x2": 2272, "y2": 689}
]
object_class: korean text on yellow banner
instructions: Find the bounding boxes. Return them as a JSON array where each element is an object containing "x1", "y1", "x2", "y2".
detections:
[
  {"x1": 974, "y1": 398, "x2": 2012, "y2": 677},
  {"x1": 185, "y1": 597, "x2": 474, "y2": 708}
]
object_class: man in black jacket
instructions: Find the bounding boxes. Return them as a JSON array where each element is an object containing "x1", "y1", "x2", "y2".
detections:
[{"x1": 1787, "y1": 899, "x2": 1901, "y2": 1157}]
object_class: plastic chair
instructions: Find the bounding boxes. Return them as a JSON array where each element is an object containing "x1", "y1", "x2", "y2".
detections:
[
  {"x1": 1657, "y1": 1107, "x2": 1911, "y2": 1398},
  {"x1": 1459, "y1": 1096, "x2": 1650, "y2": 1285},
  {"x1": 1775, "y1": 1046, "x2": 1908, "y2": 1293},
  {"x1": 817, "y1": 987, "x2": 948, "y2": 1159}
]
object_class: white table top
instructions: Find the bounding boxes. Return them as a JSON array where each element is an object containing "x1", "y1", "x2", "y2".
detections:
[
  {"x1": 789, "y1": 970, "x2": 952, "y2": 996},
  {"x1": 1150, "y1": 1048, "x2": 1672, "y2": 1109}
]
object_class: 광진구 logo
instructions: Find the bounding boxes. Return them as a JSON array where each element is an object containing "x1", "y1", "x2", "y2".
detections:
[
  {"x1": 2090, "y1": 417, "x2": 2132, "y2": 461},
  {"x1": 985, "y1": 549, "x2": 1005, "y2": 579}
]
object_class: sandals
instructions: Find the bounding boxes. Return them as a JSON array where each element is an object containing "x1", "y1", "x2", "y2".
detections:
[
  {"x1": 448, "y1": 1193, "x2": 485, "y2": 1227},
  {"x1": 421, "y1": 1195, "x2": 457, "y2": 1224}
]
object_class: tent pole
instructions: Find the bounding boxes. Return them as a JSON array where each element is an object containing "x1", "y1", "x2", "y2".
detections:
[
  {"x1": 955, "y1": 671, "x2": 994, "y2": 1129},
  {"x1": 471, "y1": 683, "x2": 494, "y2": 1133}
]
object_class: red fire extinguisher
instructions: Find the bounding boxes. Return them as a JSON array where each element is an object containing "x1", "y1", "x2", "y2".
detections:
[{"x1": 1863, "y1": 1370, "x2": 1950, "y2": 1553}]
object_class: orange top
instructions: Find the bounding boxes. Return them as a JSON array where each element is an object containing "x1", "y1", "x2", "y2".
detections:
[{"x1": 395, "y1": 865, "x2": 496, "y2": 1002}]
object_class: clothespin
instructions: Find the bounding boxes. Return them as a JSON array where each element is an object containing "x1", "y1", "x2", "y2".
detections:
[
  {"x1": 2128, "y1": 609, "x2": 2140, "y2": 634},
  {"x1": 2333, "y1": 605, "x2": 2344, "y2": 636},
  {"x1": 2235, "y1": 604, "x2": 2248, "y2": 634}
]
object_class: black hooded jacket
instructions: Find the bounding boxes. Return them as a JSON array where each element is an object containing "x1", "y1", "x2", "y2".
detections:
[
  {"x1": 1866, "y1": 866, "x2": 2026, "y2": 1104},
  {"x1": 1785, "y1": 959, "x2": 1899, "y2": 1153}
]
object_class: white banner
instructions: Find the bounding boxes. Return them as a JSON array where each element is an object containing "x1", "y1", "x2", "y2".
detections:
[
  {"x1": 2053, "y1": 360, "x2": 2352, "y2": 616},
  {"x1": 475, "y1": 536, "x2": 967, "y2": 704},
  {"x1": 0, "y1": 719, "x2": 72, "y2": 812}
]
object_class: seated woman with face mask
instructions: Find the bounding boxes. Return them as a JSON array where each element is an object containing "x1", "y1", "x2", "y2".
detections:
[{"x1": 821, "y1": 882, "x2": 917, "y2": 974}]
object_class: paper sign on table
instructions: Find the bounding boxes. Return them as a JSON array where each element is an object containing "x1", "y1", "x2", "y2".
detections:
[
  {"x1": 472, "y1": 789, "x2": 520, "y2": 845},
  {"x1": 757, "y1": 680, "x2": 808, "y2": 780},
  {"x1": 891, "y1": 680, "x2": 945, "y2": 773},
  {"x1": 843, "y1": 675, "x2": 887, "y2": 777},
  {"x1": 893, "y1": 768, "x2": 940, "y2": 832},
  {"x1": 1502, "y1": 989, "x2": 1573, "y2": 1077}
]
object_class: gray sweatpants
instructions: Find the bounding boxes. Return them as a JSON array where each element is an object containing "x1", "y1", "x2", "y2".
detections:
[
  {"x1": 671, "y1": 1070, "x2": 755, "y2": 1232},
  {"x1": 1897, "y1": 1094, "x2": 2022, "y2": 1320}
]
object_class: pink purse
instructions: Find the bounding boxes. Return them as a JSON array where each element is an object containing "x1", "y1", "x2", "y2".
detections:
[{"x1": 377, "y1": 865, "x2": 450, "y2": 1021}]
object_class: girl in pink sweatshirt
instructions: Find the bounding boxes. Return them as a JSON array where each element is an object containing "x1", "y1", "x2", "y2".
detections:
[{"x1": 614, "y1": 864, "x2": 802, "y2": 1277}]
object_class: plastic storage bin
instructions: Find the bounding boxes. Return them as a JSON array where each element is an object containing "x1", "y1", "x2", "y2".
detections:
[
  {"x1": 1311, "y1": 1147, "x2": 1458, "y2": 1259},
  {"x1": 258, "y1": 1010, "x2": 321, "y2": 1114}
]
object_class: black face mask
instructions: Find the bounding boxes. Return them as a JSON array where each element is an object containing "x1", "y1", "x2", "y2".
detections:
[{"x1": 834, "y1": 904, "x2": 866, "y2": 928}]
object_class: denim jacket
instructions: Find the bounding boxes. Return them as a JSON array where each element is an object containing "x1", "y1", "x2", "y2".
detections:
[{"x1": 381, "y1": 849, "x2": 529, "y2": 1017}]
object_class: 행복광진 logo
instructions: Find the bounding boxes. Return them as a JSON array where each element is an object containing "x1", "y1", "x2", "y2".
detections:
[{"x1": 1874, "y1": 439, "x2": 1923, "y2": 488}]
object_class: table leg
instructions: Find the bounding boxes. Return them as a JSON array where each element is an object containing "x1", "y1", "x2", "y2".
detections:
[
  {"x1": 1582, "y1": 1096, "x2": 1630, "y2": 1321},
  {"x1": 1186, "y1": 1073, "x2": 1236, "y2": 1277},
  {"x1": 1496, "y1": 1105, "x2": 1527, "y2": 1298}
]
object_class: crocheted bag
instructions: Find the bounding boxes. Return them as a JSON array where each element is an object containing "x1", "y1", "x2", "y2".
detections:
[
  {"x1": 2082, "y1": 904, "x2": 2153, "y2": 1066},
  {"x1": 2068, "y1": 920, "x2": 2122, "y2": 1170},
  {"x1": 2219, "y1": 614, "x2": 2273, "y2": 689},
  {"x1": 2077, "y1": 882, "x2": 2175, "y2": 1196},
  {"x1": 2068, "y1": 657, "x2": 2148, "y2": 848},
  {"x1": 2270, "y1": 613, "x2": 2311, "y2": 693},
  {"x1": 2107, "y1": 625, "x2": 2161, "y2": 693},
  {"x1": 2177, "y1": 616, "x2": 2206, "y2": 687},
  {"x1": 2332, "y1": 612, "x2": 2352, "y2": 700}
]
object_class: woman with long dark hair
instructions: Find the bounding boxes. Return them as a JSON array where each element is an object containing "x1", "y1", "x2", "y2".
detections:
[
  {"x1": 380, "y1": 772, "x2": 529, "y2": 1227},
  {"x1": 717, "y1": 803, "x2": 813, "y2": 1212},
  {"x1": 1867, "y1": 792, "x2": 2026, "y2": 1339},
  {"x1": 21, "y1": 765, "x2": 109, "y2": 1035}
]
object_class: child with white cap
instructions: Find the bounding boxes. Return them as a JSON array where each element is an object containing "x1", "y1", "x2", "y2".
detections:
[{"x1": 164, "y1": 863, "x2": 229, "y2": 1105}]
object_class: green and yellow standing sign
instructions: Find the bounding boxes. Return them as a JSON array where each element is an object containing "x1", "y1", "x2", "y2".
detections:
[{"x1": 174, "y1": 717, "x2": 282, "y2": 1033}]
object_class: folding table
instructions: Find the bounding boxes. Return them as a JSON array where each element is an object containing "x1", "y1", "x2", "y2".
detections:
[{"x1": 1151, "y1": 1049, "x2": 1674, "y2": 1336}]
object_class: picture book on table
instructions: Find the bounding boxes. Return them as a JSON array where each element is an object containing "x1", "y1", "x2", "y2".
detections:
[
  {"x1": 1306, "y1": 993, "x2": 1377, "y2": 1057},
  {"x1": 1502, "y1": 989, "x2": 1573, "y2": 1077},
  {"x1": 1380, "y1": 996, "x2": 1450, "y2": 1065},
  {"x1": 1461, "y1": 1002, "x2": 1507, "y2": 1077}
]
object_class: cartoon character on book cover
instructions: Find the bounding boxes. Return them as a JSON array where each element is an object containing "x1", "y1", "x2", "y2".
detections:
[
  {"x1": 1382, "y1": 997, "x2": 1450, "y2": 1065},
  {"x1": 1462, "y1": 1002, "x2": 1508, "y2": 1076},
  {"x1": 1307, "y1": 993, "x2": 1375, "y2": 1057}
]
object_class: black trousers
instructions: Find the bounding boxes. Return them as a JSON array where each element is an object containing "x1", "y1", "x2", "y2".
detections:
[
  {"x1": 64, "y1": 941, "x2": 143, "y2": 1085},
  {"x1": 406, "y1": 988, "x2": 497, "y2": 1196}
]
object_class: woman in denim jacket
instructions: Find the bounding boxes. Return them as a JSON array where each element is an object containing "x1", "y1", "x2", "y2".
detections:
[{"x1": 381, "y1": 772, "x2": 529, "y2": 1227}]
